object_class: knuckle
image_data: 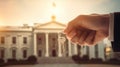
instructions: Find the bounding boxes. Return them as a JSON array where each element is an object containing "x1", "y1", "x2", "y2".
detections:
[{"x1": 77, "y1": 15, "x2": 86, "y2": 19}]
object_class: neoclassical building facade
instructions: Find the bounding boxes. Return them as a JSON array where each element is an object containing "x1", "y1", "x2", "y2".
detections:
[{"x1": 0, "y1": 20, "x2": 112, "y2": 61}]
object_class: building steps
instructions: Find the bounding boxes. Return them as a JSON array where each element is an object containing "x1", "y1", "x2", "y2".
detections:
[{"x1": 37, "y1": 57, "x2": 75, "y2": 64}]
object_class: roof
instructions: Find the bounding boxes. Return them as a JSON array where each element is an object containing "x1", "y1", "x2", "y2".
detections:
[{"x1": 0, "y1": 26, "x2": 32, "y2": 32}]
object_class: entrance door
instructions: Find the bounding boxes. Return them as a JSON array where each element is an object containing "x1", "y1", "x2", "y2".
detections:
[
  {"x1": 52, "y1": 49, "x2": 57, "y2": 57},
  {"x1": 38, "y1": 50, "x2": 42, "y2": 57}
]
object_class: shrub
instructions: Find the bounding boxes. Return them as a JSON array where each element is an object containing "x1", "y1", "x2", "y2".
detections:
[
  {"x1": 27, "y1": 55, "x2": 37, "y2": 64},
  {"x1": 7, "y1": 58, "x2": 18, "y2": 64},
  {"x1": 0, "y1": 59, "x2": 4, "y2": 64},
  {"x1": 82, "y1": 55, "x2": 89, "y2": 61},
  {"x1": 0, "y1": 59, "x2": 5, "y2": 66},
  {"x1": 72, "y1": 55, "x2": 82, "y2": 63},
  {"x1": 18, "y1": 59, "x2": 28, "y2": 64}
]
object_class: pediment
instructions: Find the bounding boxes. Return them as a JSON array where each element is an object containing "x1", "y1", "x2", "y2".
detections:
[{"x1": 35, "y1": 21, "x2": 66, "y2": 29}]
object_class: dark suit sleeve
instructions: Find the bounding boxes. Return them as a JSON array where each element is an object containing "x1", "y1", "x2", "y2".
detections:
[{"x1": 111, "y1": 12, "x2": 120, "y2": 52}]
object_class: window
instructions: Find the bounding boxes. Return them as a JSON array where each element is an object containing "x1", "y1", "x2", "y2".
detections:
[
  {"x1": 12, "y1": 37, "x2": 16, "y2": 44},
  {"x1": 0, "y1": 49, "x2": 5, "y2": 59},
  {"x1": 1, "y1": 37, "x2": 5, "y2": 44},
  {"x1": 23, "y1": 37, "x2": 27, "y2": 44},
  {"x1": 52, "y1": 38, "x2": 56, "y2": 48},
  {"x1": 23, "y1": 50, "x2": 27, "y2": 58},
  {"x1": 37, "y1": 36, "x2": 42, "y2": 45},
  {"x1": 12, "y1": 50, "x2": 16, "y2": 59}
]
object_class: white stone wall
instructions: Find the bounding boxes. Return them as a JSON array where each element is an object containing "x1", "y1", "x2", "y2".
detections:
[{"x1": 0, "y1": 32, "x2": 33, "y2": 60}]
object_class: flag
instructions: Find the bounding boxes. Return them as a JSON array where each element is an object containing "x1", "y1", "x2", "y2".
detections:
[{"x1": 52, "y1": 2, "x2": 56, "y2": 7}]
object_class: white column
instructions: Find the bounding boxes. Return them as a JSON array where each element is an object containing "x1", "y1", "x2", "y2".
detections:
[
  {"x1": 68, "y1": 40, "x2": 72, "y2": 56},
  {"x1": 74, "y1": 44, "x2": 78, "y2": 55},
  {"x1": 89, "y1": 46, "x2": 95, "y2": 59},
  {"x1": 98, "y1": 41, "x2": 105, "y2": 60},
  {"x1": 80, "y1": 46, "x2": 84, "y2": 57},
  {"x1": 58, "y1": 33, "x2": 62, "y2": 57},
  {"x1": 45, "y1": 33, "x2": 49, "y2": 57},
  {"x1": 33, "y1": 33, "x2": 37, "y2": 56}
]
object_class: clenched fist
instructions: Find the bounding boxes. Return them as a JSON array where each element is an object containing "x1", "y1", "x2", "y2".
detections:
[{"x1": 64, "y1": 14, "x2": 109, "y2": 45}]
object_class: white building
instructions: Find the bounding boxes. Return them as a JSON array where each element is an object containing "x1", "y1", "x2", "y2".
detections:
[
  {"x1": 0, "y1": 18, "x2": 112, "y2": 61},
  {"x1": 0, "y1": 25, "x2": 33, "y2": 60}
]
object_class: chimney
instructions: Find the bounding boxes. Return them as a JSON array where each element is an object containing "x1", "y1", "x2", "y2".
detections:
[{"x1": 23, "y1": 24, "x2": 29, "y2": 28}]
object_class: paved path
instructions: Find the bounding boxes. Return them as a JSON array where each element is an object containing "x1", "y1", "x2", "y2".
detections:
[{"x1": 4, "y1": 64, "x2": 120, "y2": 67}]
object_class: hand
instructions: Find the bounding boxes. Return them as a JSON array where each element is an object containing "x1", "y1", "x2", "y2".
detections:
[{"x1": 64, "y1": 14, "x2": 109, "y2": 45}]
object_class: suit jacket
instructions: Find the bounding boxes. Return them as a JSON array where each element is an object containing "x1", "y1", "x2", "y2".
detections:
[{"x1": 111, "y1": 12, "x2": 120, "y2": 52}]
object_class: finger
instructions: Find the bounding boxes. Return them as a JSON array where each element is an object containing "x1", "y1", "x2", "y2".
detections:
[
  {"x1": 85, "y1": 31, "x2": 96, "y2": 45},
  {"x1": 64, "y1": 22, "x2": 74, "y2": 34},
  {"x1": 66, "y1": 29, "x2": 77, "y2": 40},
  {"x1": 78, "y1": 30, "x2": 89, "y2": 45},
  {"x1": 71, "y1": 31, "x2": 82, "y2": 43},
  {"x1": 93, "y1": 31, "x2": 106, "y2": 44}
]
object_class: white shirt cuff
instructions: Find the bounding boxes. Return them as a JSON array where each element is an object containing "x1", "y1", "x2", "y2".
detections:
[{"x1": 108, "y1": 13, "x2": 114, "y2": 41}]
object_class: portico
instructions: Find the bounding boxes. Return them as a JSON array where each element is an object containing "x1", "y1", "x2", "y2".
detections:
[{"x1": 33, "y1": 21, "x2": 74, "y2": 57}]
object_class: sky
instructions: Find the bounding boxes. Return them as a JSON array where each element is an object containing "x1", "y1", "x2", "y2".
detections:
[{"x1": 0, "y1": 0, "x2": 120, "y2": 26}]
